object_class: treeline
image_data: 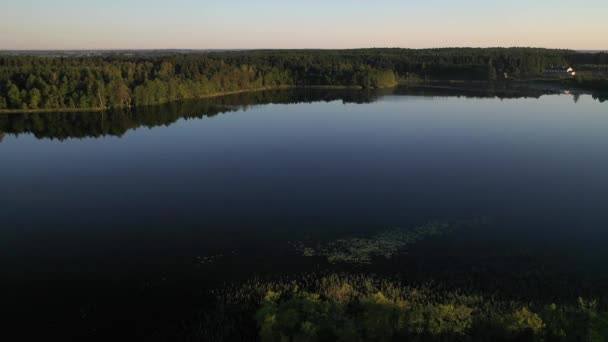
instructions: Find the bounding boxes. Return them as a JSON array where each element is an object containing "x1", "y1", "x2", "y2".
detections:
[
  {"x1": 0, "y1": 48, "x2": 596, "y2": 111},
  {"x1": 572, "y1": 52, "x2": 608, "y2": 65}
]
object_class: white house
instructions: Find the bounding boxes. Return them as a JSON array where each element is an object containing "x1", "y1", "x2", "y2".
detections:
[{"x1": 544, "y1": 67, "x2": 576, "y2": 76}]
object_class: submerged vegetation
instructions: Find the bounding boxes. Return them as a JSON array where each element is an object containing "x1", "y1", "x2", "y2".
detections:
[
  {"x1": 1, "y1": 48, "x2": 606, "y2": 112},
  {"x1": 195, "y1": 273, "x2": 608, "y2": 342},
  {"x1": 292, "y1": 218, "x2": 490, "y2": 264}
]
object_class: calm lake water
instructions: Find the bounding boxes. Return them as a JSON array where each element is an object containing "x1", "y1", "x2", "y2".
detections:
[{"x1": 2, "y1": 87, "x2": 608, "y2": 337}]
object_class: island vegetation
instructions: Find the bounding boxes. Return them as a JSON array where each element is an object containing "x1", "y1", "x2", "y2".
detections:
[{"x1": 1, "y1": 48, "x2": 606, "y2": 112}]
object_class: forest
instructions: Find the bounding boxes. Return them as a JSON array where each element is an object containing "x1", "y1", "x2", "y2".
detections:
[{"x1": 1, "y1": 48, "x2": 606, "y2": 111}]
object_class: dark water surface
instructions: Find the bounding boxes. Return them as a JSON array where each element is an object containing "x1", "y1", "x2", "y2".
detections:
[{"x1": 2, "y1": 87, "x2": 608, "y2": 337}]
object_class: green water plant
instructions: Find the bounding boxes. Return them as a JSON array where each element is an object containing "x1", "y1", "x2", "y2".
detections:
[
  {"x1": 195, "y1": 272, "x2": 606, "y2": 342},
  {"x1": 292, "y1": 218, "x2": 490, "y2": 264}
]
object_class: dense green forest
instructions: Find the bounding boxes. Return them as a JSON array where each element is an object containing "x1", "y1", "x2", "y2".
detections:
[{"x1": 1, "y1": 48, "x2": 605, "y2": 111}]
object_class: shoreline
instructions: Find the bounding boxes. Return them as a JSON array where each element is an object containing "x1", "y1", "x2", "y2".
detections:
[
  {"x1": 1, "y1": 79, "x2": 604, "y2": 115},
  {"x1": 0, "y1": 85, "x2": 365, "y2": 114}
]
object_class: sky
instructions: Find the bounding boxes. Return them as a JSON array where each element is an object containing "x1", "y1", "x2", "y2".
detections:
[{"x1": 1, "y1": 0, "x2": 606, "y2": 50}]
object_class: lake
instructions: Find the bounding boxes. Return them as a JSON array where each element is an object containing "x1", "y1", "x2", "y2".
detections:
[{"x1": 2, "y1": 87, "x2": 608, "y2": 338}]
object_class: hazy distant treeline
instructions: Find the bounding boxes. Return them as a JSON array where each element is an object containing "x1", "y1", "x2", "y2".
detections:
[{"x1": 0, "y1": 48, "x2": 605, "y2": 110}]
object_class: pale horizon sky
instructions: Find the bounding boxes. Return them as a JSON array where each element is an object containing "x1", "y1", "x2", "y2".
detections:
[{"x1": 1, "y1": 0, "x2": 607, "y2": 50}]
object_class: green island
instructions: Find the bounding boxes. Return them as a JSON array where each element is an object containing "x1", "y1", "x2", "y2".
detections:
[{"x1": 1, "y1": 48, "x2": 607, "y2": 113}]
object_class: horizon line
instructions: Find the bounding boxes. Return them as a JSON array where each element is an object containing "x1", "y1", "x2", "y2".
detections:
[{"x1": 1, "y1": 47, "x2": 607, "y2": 52}]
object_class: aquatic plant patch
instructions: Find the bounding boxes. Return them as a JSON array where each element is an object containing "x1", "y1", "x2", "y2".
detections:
[
  {"x1": 292, "y1": 218, "x2": 490, "y2": 264},
  {"x1": 196, "y1": 273, "x2": 605, "y2": 342}
]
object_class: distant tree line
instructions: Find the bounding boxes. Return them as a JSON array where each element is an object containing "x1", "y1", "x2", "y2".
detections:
[{"x1": 0, "y1": 48, "x2": 603, "y2": 111}]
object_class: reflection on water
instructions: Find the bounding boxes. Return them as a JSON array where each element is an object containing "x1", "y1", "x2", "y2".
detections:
[
  {"x1": 0, "y1": 88, "x2": 386, "y2": 140},
  {"x1": 1, "y1": 85, "x2": 604, "y2": 141}
]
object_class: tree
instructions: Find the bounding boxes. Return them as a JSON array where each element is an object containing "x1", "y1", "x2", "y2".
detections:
[
  {"x1": 93, "y1": 81, "x2": 106, "y2": 108},
  {"x1": 20, "y1": 89, "x2": 28, "y2": 109},
  {"x1": 158, "y1": 62, "x2": 174, "y2": 80},
  {"x1": 28, "y1": 88, "x2": 42, "y2": 109},
  {"x1": 426, "y1": 304, "x2": 474, "y2": 336},
  {"x1": 110, "y1": 80, "x2": 131, "y2": 108},
  {"x1": 505, "y1": 307, "x2": 545, "y2": 339},
  {"x1": 6, "y1": 82, "x2": 21, "y2": 108}
]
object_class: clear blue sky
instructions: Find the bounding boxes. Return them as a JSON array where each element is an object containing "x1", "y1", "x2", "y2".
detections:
[{"x1": 1, "y1": 0, "x2": 606, "y2": 50}]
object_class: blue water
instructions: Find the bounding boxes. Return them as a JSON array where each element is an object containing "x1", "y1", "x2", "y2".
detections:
[{"x1": 2, "y1": 90, "x2": 608, "y2": 325}]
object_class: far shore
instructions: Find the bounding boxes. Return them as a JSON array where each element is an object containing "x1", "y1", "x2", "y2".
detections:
[
  {"x1": 1, "y1": 79, "x2": 603, "y2": 115},
  {"x1": 0, "y1": 85, "x2": 364, "y2": 114}
]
